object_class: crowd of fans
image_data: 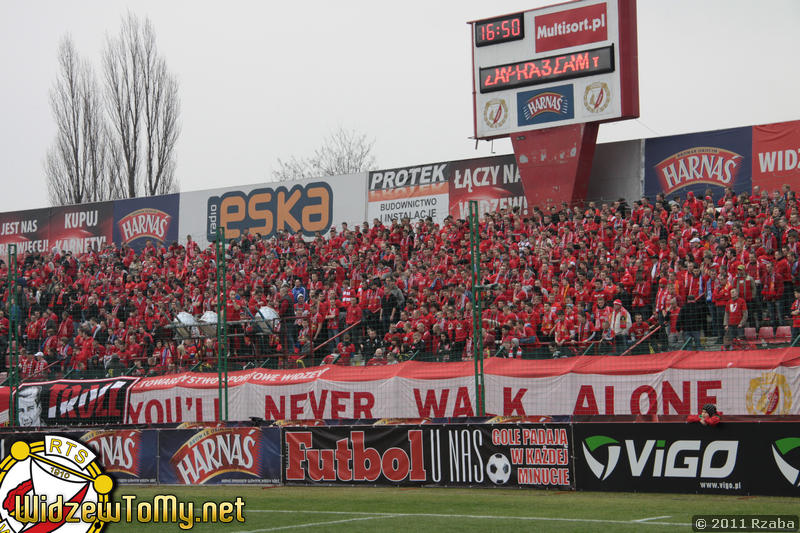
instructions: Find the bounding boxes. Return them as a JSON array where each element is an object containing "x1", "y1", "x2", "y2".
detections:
[{"x1": 2, "y1": 183, "x2": 800, "y2": 381}]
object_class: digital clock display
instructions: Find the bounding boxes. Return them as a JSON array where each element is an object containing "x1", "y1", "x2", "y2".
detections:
[
  {"x1": 474, "y1": 13, "x2": 524, "y2": 47},
  {"x1": 479, "y1": 45, "x2": 615, "y2": 93}
]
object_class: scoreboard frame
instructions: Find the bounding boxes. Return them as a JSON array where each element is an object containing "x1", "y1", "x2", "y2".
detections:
[{"x1": 470, "y1": 0, "x2": 639, "y2": 140}]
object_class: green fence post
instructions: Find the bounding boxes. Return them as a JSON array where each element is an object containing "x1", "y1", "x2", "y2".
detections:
[{"x1": 468, "y1": 201, "x2": 485, "y2": 417}]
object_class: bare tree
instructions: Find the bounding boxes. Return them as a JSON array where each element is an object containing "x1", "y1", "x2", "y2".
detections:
[
  {"x1": 274, "y1": 126, "x2": 376, "y2": 181},
  {"x1": 104, "y1": 13, "x2": 180, "y2": 197},
  {"x1": 46, "y1": 37, "x2": 111, "y2": 206}
]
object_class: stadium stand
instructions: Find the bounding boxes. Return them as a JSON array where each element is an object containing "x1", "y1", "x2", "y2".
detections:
[{"x1": 2, "y1": 183, "x2": 800, "y2": 382}]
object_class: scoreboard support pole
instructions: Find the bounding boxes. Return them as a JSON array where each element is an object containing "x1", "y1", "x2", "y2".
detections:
[{"x1": 510, "y1": 122, "x2": 599, "y2": 207}]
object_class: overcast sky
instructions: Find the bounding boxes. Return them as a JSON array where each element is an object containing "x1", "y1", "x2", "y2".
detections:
[{"x1": 1, "y1": 0, "x2": 798, "y2": 213}]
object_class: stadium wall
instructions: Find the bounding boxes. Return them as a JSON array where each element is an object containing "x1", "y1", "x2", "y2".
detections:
[{"x1": 586, "y1": 139, "x2": 643, "y2": 202}]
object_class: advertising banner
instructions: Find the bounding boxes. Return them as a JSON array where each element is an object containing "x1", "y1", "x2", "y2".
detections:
[
  {"x1": 0, "y1": 207, "x2": 52, "y2": 257},
  {"x1": 178, "y1": 174, "x2": 367, "y2": 249},
  {"x1": 752, "y1": 120, "x2": 800, "y2": 194},
  {"x1": 48, "y1": 201, "x2": 114, "y2": 254},
  {"x1": 78, "y1": 429, "x2": 158, "y2": 483},
  {"x1": 534, "y1": 2, "x2": 608, "y2": 53},
  {"x1": 15, "y1": 377, "x2": 139, "y2": 427},
  {"x1": 284, "y1": 424, "x2": 572, "y2": 488},
  {"x1": 0, "y1": 202, "x2": 115, "y2": 257},
  {"x1": 644, "y1": 126, "x2": 752, "y2": 200},
  {"x1": 158, "y1": 427, "x2": 281, "y2": 484},
  {"x1": 367, "y1": 163, "x2": 449, "y2": 225},
  {"x1": 516, "y1": 85, "x2": 575, "y2": 127},
  {"x1": 126, "y1": 349, "x2": 800, "y2": 423},
  {"x1": 573, "y1": 422, "x2": 800, "y2": 496},
  {"x1": 448, "y1": 154, "x2": 527, "y2": 219},
  {"x1": 113, "y1": 193, "x2": 180, "y2": 251}
]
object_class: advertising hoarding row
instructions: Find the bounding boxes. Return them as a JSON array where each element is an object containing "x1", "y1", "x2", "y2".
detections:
[
  {"x1": 7, "y1": 420, "x2": 795, "y2": 494},
  {"x1": 0, "y1": 120, "x2": 797, "y2": 253}
]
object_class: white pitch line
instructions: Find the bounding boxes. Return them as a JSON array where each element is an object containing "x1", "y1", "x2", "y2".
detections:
[
  {"x1": 246, "y1": 509, "x2": 690, "y2": 527},
  {"x1": 233, "y1": 515, "x2": 387, "y2": 533},
  {"x1": 634, "y1": 516, "x2": 672, "y2": 522}
]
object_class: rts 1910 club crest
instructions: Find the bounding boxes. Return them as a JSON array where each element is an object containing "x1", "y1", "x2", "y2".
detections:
[{"x1": 0, "y1": 436, "x2": 113, "y2": 533}]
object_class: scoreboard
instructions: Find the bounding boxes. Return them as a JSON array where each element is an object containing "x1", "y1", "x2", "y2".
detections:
[{"x1": 471, "y1": 0, "x2": 639, "y2": 140}]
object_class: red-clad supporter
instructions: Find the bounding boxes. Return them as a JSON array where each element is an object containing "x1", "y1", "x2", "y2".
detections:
[{"x1": 1, "y1": 186, "x2": 798, "y2": 377}]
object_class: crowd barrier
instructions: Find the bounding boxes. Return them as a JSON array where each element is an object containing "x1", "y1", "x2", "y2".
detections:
[{"x1": 3, "y1": 421, "x2": 799, "y2": 496}]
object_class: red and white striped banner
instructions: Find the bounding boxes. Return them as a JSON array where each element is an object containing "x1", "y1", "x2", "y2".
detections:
[{"x1": 125, "y1": 349, "x2": 800, "y2": 423}]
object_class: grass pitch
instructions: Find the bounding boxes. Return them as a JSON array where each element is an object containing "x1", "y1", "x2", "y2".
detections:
[{"x1": 109, "y1": 486, "x2": 798, "y2": 532}]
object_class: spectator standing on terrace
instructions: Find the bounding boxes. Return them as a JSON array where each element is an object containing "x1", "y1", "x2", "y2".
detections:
[
  {"x1": 791, "y1": 287, "x2": 800, "y2": 343},
  {"x1": 723, "y1": 288, "x2": 748, "y2": 351},
  {"x1": 609, "y1": 299, "x2": 632, "y2": 352},
  {"x1": 291, "y1": 278, "x2": 307, "y2": 303},
  {"x1": 678, "y1": 263, "x2": 706, "y2": 349},
  {"x1": 277, "y1": 285, "x2": 296, "y2": 353}
]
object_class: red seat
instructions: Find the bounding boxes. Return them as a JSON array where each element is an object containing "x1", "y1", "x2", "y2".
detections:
[
  {"x1": 758, "y1": 327, "x2": 775, "y2": 341},
  {"x1": 744, "y1": 327, "x2": 757, "y2": 341},
  {"x1": 776, "y1": 326, "x2": 792, "y2": 340}
]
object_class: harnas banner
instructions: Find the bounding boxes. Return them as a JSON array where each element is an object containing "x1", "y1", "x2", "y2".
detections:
[
  {"x1": 644, "y1": 126, "x2": 752, "y2": 200},
  {"x1": 113, "y1": 193, "x2": 179, "y2": 251},
  {"x1": 159, "y1": 426, "x2": 281, "y2": 484}
]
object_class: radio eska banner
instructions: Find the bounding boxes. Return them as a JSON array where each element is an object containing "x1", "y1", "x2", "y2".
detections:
[
  {"x1": 113, "y1": 193, "x2": 179, "y2": 251},
  {"x1": 124, "y1": 349, "x2": 800, "y2": 423},
  {"x1": 0, "y1": 201, "x2": 113, "y2": 256},
  {"x1": 158, "y1": 427, "x2": 281, "y2": 484},
  {"x1": 752, "y1": 119, "x2": 800, "y2": 194},
  {"x1": 573, "y1": 422, "x2": 800, "y2": 496},
  {"x1": 644, "y1": 126, "x2": 752, "y2": 200},
  {"x1": 10, "y1": 377, "x2": 139, "y2": 427},
  {"x1": 178, "y1": 174, "x2": 367, "y2": 249},
  {"x1": 283, "y1": 424, "x2": 573, "y2": 488}
]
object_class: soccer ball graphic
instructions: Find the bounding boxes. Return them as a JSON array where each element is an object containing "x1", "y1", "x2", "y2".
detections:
[{"x1": 486, "y1": 453, "x2": 511, "y2": 485}]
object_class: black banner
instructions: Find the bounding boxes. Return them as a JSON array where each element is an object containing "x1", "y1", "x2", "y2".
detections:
[
  {"x1": 16, "y1": 377, "x2": 139, "y2": 427},
  {"x1": 573, "y1": 422, "x2": 800, "y2": 496},
  {"x1": 283, "y1": 423, "x2": 573, "y2": 488}
]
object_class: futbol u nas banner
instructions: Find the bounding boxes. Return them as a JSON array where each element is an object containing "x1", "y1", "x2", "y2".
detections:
[{"x1": 283, "y1": 424, "x2": 573, "y2": 488}]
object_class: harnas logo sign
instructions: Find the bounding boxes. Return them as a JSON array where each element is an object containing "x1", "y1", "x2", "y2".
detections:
[{"x1": 581, "y1": 435, "x2": 738, "y2": 480}]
